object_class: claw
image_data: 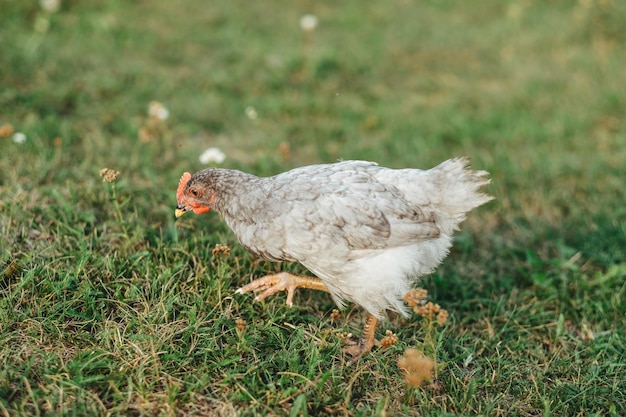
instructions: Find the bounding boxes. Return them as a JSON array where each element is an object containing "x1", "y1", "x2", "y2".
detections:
[
  {"x1": 236, "y1": 272, "x2": 329, "y2": 306},
  {"x1": 344, "y1": 314, "x2": 379, "y2": 365},
  {"x1": 236, "y1": 275, "x2": 382, "y2": 364},
  {"x1": 285, "y1": 287, "x2": 295, "y2": 307}
]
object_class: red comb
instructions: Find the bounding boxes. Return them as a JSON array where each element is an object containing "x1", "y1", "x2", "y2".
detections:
[{"x1": 177, "y1": 172, "x2": 192, "y2": 201}]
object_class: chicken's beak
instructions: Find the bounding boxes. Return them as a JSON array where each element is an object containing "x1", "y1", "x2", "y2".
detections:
[{"x1": 175, "y1": 207, "x2": 187, "y2": 218}]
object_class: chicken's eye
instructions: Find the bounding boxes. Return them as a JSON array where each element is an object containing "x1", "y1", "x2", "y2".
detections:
[{"x1": 190, "y1": 189, "x2": 199, "y2": 197}]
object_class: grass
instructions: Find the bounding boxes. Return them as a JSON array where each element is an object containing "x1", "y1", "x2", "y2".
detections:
[{"x1": 1, "y1": 0, "x2": 625, "y2": 415}]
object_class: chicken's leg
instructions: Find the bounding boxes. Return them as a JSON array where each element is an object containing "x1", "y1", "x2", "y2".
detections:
[
  {"x1": 236, "y1": 272, "x2": 329, "y2": 307},
  {"x1": 236, "y1": 273, "x2": 379, "y2": 364},
  {"x1": 344, "y1": 313, "x2": 379, "y2": 365}
]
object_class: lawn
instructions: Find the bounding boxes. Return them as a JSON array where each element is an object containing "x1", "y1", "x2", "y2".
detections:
[{"x1": 1, "y1": 0, "x2": 625, "y2": 416}]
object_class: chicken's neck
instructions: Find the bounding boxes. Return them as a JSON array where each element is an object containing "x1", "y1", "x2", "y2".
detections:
[{"x1": 210, "y1": 169, "x2": 268, "y2": 222}]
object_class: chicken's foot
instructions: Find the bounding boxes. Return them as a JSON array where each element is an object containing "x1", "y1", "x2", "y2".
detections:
[
  {"x1": 236, "y1": 272, "x2": 329, "y2": 307},
  {"x1": 237, "y1": 275, "x2": 380, "y2": 365},
  {"x1": 344, "y1": 313, "x2": 379, "y2": 365}
]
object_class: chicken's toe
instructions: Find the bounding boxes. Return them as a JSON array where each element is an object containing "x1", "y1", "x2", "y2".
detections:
[
  {"x1": 343, "y1": 314, "x2": 379, "y2": 365},
  {"x1": 236, "y1": 272, "x2": 329, "y2": 306}
]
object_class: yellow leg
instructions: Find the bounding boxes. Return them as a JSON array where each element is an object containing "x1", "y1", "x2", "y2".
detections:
[
  {"x1": 345, "y1": 313, "x2": 379, "y2": 365},
  {"x1": 237, "y1": 273, "x2": 380, "y2": 364},
  {"x1": 236, "y1": 272, "x2": 329, "y2": 307}
]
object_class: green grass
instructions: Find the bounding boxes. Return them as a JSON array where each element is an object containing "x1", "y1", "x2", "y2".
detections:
[{"x1": 1, "y1": 0, "x2": 625, "y2": 415}]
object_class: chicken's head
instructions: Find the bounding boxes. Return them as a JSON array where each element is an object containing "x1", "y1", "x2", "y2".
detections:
[{"x1": 175, "y1": 171, "x2": 214, "y2": 218}]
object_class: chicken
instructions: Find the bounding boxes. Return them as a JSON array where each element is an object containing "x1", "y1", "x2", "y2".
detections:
[{"x1": 175, "y1": 157, "x2": 492, "y2": 362}]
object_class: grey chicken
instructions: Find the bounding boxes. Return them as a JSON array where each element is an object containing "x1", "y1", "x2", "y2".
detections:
[{"x1": 175, "y1": 157, "x2": 492, "y2": 362}]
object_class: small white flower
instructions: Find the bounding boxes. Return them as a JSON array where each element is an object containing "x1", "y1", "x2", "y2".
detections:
[
  {"x1": 199, "y1": 147, "x2": 226, "y2": 164},
  {"x1": 300, "y1": 14, "x2": 318, "y2": 31},
  {"x1": 245, "y1": 106, "x2": 258, "y2": 120},
  {"x1": 40, "y1": 0, "x2": 61, "y2": 13},
  {"x1": 148, "y1": 101, "x2": 169, "y2": 120},
  {"x1": 12, "y1": 132, "x2": 26, "y2": 144}
]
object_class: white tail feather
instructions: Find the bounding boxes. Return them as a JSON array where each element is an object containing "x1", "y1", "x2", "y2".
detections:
[{"x1": 431, "y1": 157, "x2": 493, "y2": 234}]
